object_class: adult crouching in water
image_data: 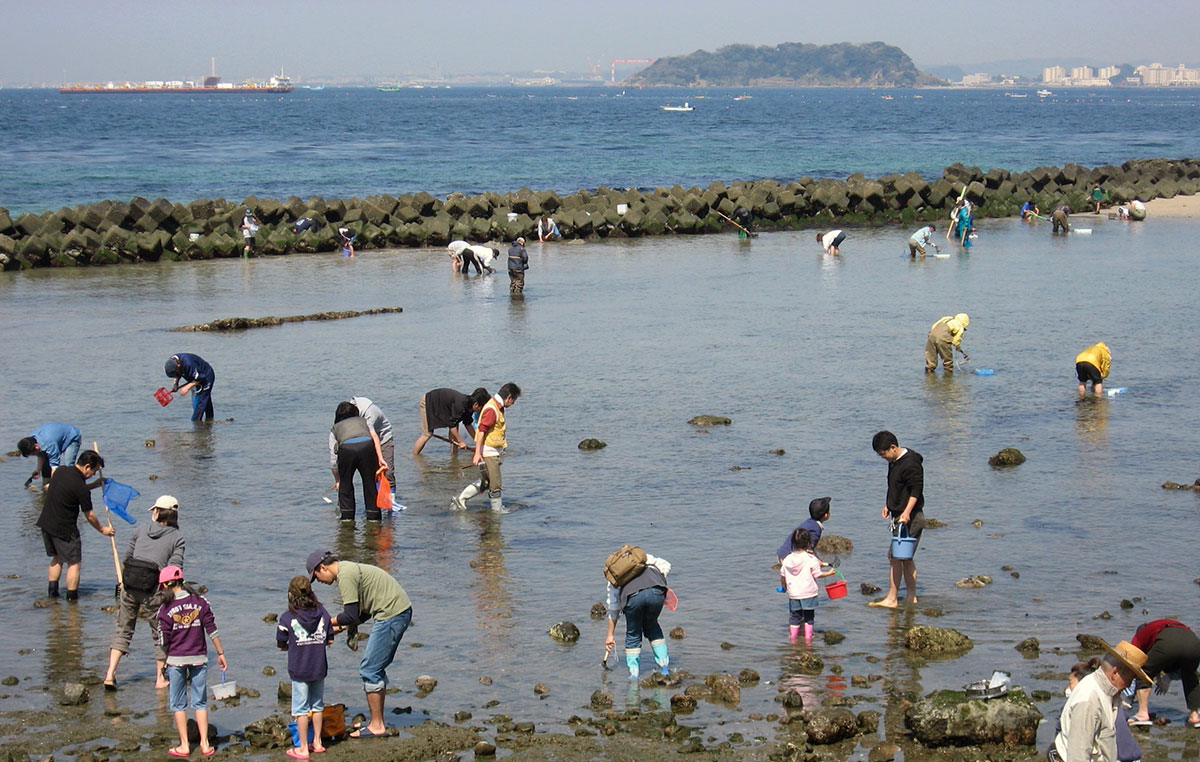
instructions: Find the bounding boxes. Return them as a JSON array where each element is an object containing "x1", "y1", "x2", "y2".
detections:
[
  {"x1": 1127, "y1": 618, "x2": 1200, "y2": 729},
  {"x1": 164, "y1": 353, "x2": 215, "y2": 422},
  {"x1": 103, "y1": 495, "x2": 186, "y2": 690},
  {"x1": 924, "y1": 313, "x2": 969, "y2": 374},
  {"x1": 604, "y1": 550, "x2": 673, "y2": 681},
  {"x1": 1075, "y1": 342, "x2": 1110, "y2": 397},
  {"x1": 1052, "y1": 204, "x2": 1071, "y2": 234},
  {"x1": 329, "y1": 402, "x2": 387, "y2": 522},
  {"x1": 508, "y1": 237, "x2": 529, "y2": 294}
]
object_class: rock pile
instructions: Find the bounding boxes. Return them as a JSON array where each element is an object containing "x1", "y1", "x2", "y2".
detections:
[{"x1": 4, "y1": 157, "x2": 1196, "y2": 270}]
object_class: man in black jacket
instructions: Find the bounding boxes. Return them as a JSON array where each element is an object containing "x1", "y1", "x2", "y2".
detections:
[
  {"x1": 507, "y1": 237, "x2": 528, "y2": 294},
  {"x1": 870, "y1": 431, "x2": 924, "y2": 609}
]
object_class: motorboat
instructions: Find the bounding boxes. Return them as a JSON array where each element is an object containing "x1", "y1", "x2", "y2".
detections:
[{"x1": 661, "y1": 102, "x2": 694, "y2": 112}]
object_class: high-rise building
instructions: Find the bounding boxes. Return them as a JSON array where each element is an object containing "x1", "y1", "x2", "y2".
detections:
[
  {"x1": 1042, "y1": 66, "x2": 1065, "y2": 83},
  {"x1": 1097, "y1": 66, "x2": 1120, "y2": 79},
  {"x1": 1070, "y1": 66, "x2": 1093, "y2": 80}
]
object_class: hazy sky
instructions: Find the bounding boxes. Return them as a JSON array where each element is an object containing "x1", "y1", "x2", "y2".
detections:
[{"x1": 4, "y1": 0, "x2": 1198, "y2": 84}]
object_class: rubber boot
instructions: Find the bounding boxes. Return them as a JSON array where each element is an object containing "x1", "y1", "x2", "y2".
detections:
[
  {"x1": 650, "y1": 640, "x2": 669, "y2": 675},
  {"x1": 65, "y1": 589, "x2": 79, "y2": 602},
  {"x1": 489, "y1": 490, "x2": 507, "y2": 514},
  {"x1": 804, "y1": 623, "x2": 814, "y2": 643},
  {"x1": 789, "y1": 625, "x2": 801, "y2": 641},
  {"x1": 625, "y1": 649, "x2": 640, "y2": 680},
  {"x1": 48, "y1": 581, "x2": 59, "y2": 598},
  {"x1": 453, "y1": 482, "x2": 480, "y2": 510}
]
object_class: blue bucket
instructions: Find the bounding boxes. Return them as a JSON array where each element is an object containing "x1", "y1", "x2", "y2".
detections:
[
  {"x1": 890, "y1": 522, "x2": 918, "y2": 560},
  {"x1": 288, "y1": 720, "x2": 315, "y2": 748}
]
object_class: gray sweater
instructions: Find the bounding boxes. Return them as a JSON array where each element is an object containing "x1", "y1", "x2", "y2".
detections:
[{"x1": 124, "y1": 520, "x2": 185, "y2": 569}]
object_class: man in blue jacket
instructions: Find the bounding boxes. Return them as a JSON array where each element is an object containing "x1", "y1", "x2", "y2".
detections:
[
  {"x1": 165, "y1": 353, "x2": 216, "y2": 422},
  {"x1": 18, "y1": 423, "x2": 83, "y2": 488},
  {"x1": 507, "y1": 237, "x2": 528, "y2": 294}
]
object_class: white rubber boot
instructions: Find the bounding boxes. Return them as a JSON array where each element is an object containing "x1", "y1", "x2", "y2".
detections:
[{"x1": 452, "y1": 482, "x2": 480, "y2": 510}]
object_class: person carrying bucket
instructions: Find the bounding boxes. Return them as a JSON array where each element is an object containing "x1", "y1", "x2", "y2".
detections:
[
  {"x1": 779, "y1": 529, "x2": 837, "y2": 643},
  {"x1": 869, "y1": 431, "x2": 925, "y2": 609},
  {"x1": 164, "y1": 353, "x2": 216, "y2": 422}
]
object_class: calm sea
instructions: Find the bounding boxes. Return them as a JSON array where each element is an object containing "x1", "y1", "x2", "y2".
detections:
[{"x1": 1, "y1": 87, "x2": 1199, "y2": 215}]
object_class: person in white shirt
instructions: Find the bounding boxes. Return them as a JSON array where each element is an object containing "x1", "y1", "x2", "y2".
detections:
[
  {"x1": 1051, "y1": 639, "x2": 1150, "y2": 762},
  {"x1": 817, "y1": 229, "x2": 845, "y2": 255},
  {"x1": 908, "y1": 225, "x2": 940, "y2": 258}
]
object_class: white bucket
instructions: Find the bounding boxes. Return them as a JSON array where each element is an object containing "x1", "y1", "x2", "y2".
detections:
[
  {"x1": 616, "y1": 203, "x2": 628, "y2": 215},
  {"x1": 506, "y1": 212, "x2": 518, "y2": 222},
  {"x1": 188, "y1": 233, "x2": 200, "y2": 241},
  {"x1": 211, "y1": 671, "x2": 237, "y2": 700}
]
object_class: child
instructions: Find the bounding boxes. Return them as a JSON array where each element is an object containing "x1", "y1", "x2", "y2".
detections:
[
  {"x1": 776, "y1": 496, "x2": 833, "y2": 565},
  {"x1": 780, "y1": 529, "x2": 835, "y2": 643},
  {"x1": 338, "y1": 227, "x2": 355, "y2": 258},
  {"x1": 277, "y1": 576, "x2": 333, "y2": 759},
  {"x1": 157, "y1": 565, "x2": 226, "y2": 758}
]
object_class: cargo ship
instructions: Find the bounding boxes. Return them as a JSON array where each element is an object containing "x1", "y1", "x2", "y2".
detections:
[{"x1": 60, "y1": 60, "x2": 293, "y2": 94}]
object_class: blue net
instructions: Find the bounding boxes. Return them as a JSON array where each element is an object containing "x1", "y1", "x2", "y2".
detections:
[{"x1": 102, "y1": 478, "x2": 140, "y2": 525}]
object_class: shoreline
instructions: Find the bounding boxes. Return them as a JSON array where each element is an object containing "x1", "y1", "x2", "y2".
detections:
[{"x1": 1, "y1": 157, "x2": 1197, "y2": 270}]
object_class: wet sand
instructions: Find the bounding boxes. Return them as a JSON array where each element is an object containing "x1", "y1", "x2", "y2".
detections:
[{"x1": 1142, "y1": 194, "x2": 1200, "y2": 218}]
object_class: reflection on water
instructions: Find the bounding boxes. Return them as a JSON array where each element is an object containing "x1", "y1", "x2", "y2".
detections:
[
  {"x1": 882, "y1": 609, "x2": 921, "y2": 743},
  {"x1": 43, "y1": 604, "x2": 85, "y2": 686},
  {"x1": 469, "y1": 513, "x2": 516, "y2": 655},
  {"x1": 1073, "y1": 396, "x2": 1110, "y2": 449}
]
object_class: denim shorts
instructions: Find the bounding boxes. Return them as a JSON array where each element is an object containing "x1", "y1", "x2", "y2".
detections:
[
  {"x1": 359, "y1": 608, "x2": 412, "y2": 693},
  {"x1": 167, "y1": 663, "x2": 207, "y2": 712},
  {"x1": 789, "y1": 596, "x2": 819, "y2": 613},
  {"x1": 291, "y1": 679, "x2": 325, "y2": 716}
]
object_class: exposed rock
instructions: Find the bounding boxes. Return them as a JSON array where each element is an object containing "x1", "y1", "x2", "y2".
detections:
[
  {"x1": 860, "y1": 582, "x2": 882, "y2": 595},
  {"x1": 533, "y1": 683, "x2": 549, "y2": 695},
  {"x1": 868, "y1": 742, "x2": 900, "y2": 762},
  {"x1": 577, "y1": 438, "x2": 606, "y2": 450},
  {"x1": 1015, "y1": 637, "x2": 1040, "y2": 655},
  {"x1": 704, "y1": 673, "x2": 741, "y2": 704},
  {"x1": 905, "y1": 690, "x2": 1042, "y2": 746},
  {"x1": 807, "y1": 707, "x2": 858, "y2": 744},
  {"x1": 922, "y1": 607, "x2": 944, "y2": 617},
  {"x1": 547, "y1": 621, "x2": 580, "y2": 643},
  {"x1": 479, "y1": 676, "x2": 493, "y2": 686},
  {"x1": 794, "y1": 652, "x2": 825, "y2": 674},
  {"x1": 514, "y1": 721, "x2": 535, "y2": 733},
  {"x1": 589, "y1": 602, "x2": 606, "y2": 619},
  {"x1": 262, "y1": 613, "x2": 278, "y2": 622},
  {"x1": 720, "y1": 641, "x2": 737, "y2": 650},
  {"x1": 851, "y1": 674, "x2": 870, "y2": 688},
  {"x1": 925, "y1": 518, "x2": 947, "y2": 528},
  {"x1": 277, "y1": 681, "x2": 291, "y2": 699},
  {"x1": 1076, "y1": 633, "x2": 1106, "y2": 651},
  {"x1": 1, "y1": 676, "x2": 18, "y2": 686},
  {"x1": 904, "y1": 625, "x2": 973, "y2": 656},
  {"x1": 453, "y1": 710, "x2": 472, "y2": 721},
  {"x1": 816, "y1": 534, "x2": 853, "y2": 553},
  {"x1": 58, "y1": 683, "x2": 89, "y2": 705},
  {"x1": 955, "y1": 575, "x2": 993, "y2": 588},
  {"x1": 737, "y1": 669, "x2": 760, "y2": 684},
  {"x1": 144, "y1": 439, "x2": 155, "y2": 447},
  {"x1": 670, "y1": 693, "x2": 697, "y2": 711},
  {"x1": 670, "y1": 626, "x2": 686, "y2": 639},
  {"x1": 769, "y1": 449, "x2": 786, "y2": 455},
  {"x1": 1031, "y1": 690, "x2": 1053, "y2": 702},
  {"x1": 415, "y1": 675, "x2": 437, "y2": 693},
  {"x1": 1120, "y1": 599, "x2": 1134, "y2": 609},
  {"x1": 988, "y1": 448, "x2": 1026, "y2": 467},
  {"x1": 473, "y1": 741, "x2": 496, "y2": 756},
  {"x1": 823, "y1": 629, "x2": 846, "y2": 645},
  {"x1": 780, "y1": 690, "x2": 804, "y2": 710},
  {"x1": 590, "y1": 690, "x2": 612, "y2": 710},
  {"x1": 971, "y1": 519, "x2": 984, "y2": 527},
  {"x1": 688, "y1": 415, "x2": 731, "y2": 426},
  {"x1": 857, "y1": 709, "x2": 882, "y2": 732}
]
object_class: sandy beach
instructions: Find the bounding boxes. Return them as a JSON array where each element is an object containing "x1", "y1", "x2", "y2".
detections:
[{"x1": 1141, "y1": 194, "x2": 1200, "y2": 218}]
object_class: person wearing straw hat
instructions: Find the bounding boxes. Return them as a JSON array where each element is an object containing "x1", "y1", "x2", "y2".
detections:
[
  {"x1": 1051, "y1": 638, "x2": 1151, "y2": 762},
  {"x1": 103, "y1": 495, "x2": 186, "y2": 690},
  {"x1": 35, "y1": 450, "x2": 113, "y2": 601},
  {"x1": 1127, "y1": 619, "x2": 1200, "y2": 729}
]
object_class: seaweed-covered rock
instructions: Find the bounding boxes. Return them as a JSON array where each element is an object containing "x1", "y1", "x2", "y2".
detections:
[
  {"x1": 904, "y1": 690, "x2": 1042, "y2": 746},
  {"x1": 955, "y1": 575, "x2": 993, "y2": 588},
  {"x1": 794, "y1": 652, "x2": 825, "y2": 674},
  {"x1": 589, "y1": 602, "x2": 606, "y2": 619},
  {"x1": 688, "y1": 415, "x2": 731, "y2": 426},
  {"x1": 669, "y1": 626, "x2": 686, "y2": 639},
  {"x1": 577, "y1": 438, "x2": 607, "y2": 450},
  {"x1": 903, "y1": 625, "x2": 973, "y2": 656},
  {"x1": 704, "y1": 673, "x2": 741, "y2": 704},
  {"x1": 737, "y1": 669, "x2": 760, "y2": 684},
  {"x1": 816, "y1": 535, "x2": 853, "y2": 553},
  {"x1": 1076, "y1": 633, "x2": 1106, "y2": 651},
  {"x1": 58, "y1": 682, "x2": 89, "y2": 705},
  {"x1": 547, "y1": 621, "x2": 580, "y2": 643},
  {"x1": 807, "y1": 707, "x2": 858, "y2": 744},
  {"x1": 1015, "y1": 637, "x2": 1040, "y2": 655},
  {"x1": 988, "y1": 448, "x2": 1026, "y2": 467},
  {"x1": 823, "y1": 629, "x2": 846, "y2": 645}
]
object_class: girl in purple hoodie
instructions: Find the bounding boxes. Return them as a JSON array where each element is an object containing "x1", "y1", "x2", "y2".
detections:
[
  {"x1": 156, "y1": 565, "x2": 226, "y2": 757},
  {"x1": 277, "y1": 576, "x2": 333, "y2": 759}
]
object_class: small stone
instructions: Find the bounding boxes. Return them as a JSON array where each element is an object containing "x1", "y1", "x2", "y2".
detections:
[
  {"x1": 590, "y1": 690, "x2": 613, "y2": 710},
  {"x1": 971, "y1": 519, "x2": 983, "y2": 527},
  {"x1": 262, "y1": 666, "x2": 275, "y2": 676},
  {"x1": 547, "y1": 621, "x2": 580, "y2": 643},
  {"x1": 231, "y1": 500, "x2": 239, "y2": 505},
  {"x1": 860, "y1": 582, "x2": 881, "y2": 595},
  {"x1": 2, "y1": 676, "x2": 18, "y2": 686},
  {"x1": 148, "y1": 474, "x2": 158, "y2": 481},
  {"x1": 415, "y1": 675, "x2": 437, "y2": 693},
  {"x1": 1077, "y1": 633, "x2": 1106, "y2": 651},
  {"x1": 1011, "y1": 571, "x2": 1020, "y2": 578},
  {"x1": 729, "y1": 465, "x2": 750, "y2": 471},
  {"x1": 1031, "y1": 690, "x2": 1053, "y2": 701},
  {"x1": 473, "y1": 741, "x2": 496, "y2": 756},
  {"x1": 514, "y1": 721, "x2": 535, "y2": 733},
  {"x1": 688, "y1": 415, "x2": 731, "y2": 426},
  {"x1": 955, "y1": 575, "x2": 993, "y2": 588},
  {"x1": 1120, "y1": 599, "x2": 1134, "y2": 609},
  {"x1": 59, "y1": 682, "x2": 89, "y2": 705},
  {"x1": 823, "y1": 629, "x2": 846, "y2": 645},
  {"x1": 1001, "y1": 565, "x2": 1014, "y2": 571},
  {"x1": 794, "y1": 652, "x2": 824, "y2": 675},
  {"x1": 479, "y1": 676, "x2": 493, "y2": 686},
  {"x1": 589, "y1": 602, "x2": 606, "y2": 619},
  {"x1": 747, "y1": 713, "x2": 763, "y2": 721},
  {"x1": 100, "y1": 605, "x2": 117, "y2": 613},
  {"x1": 988, "y1": 448, "x2": 1026, "y2": 467},
  {"x1": 737, "y1": 669, "x2": 760, "y2": 684},
  {"x1": 924, "y1": 518, "x2": 947, "y2": 528},
  {"x1": 469, "y1": 560, "x2": 477, "y2": 568},
  {"x1": 669, "y1": 626, "x2": 686, "y2": 639},
  {"x1": 719, "y1": 641, "x2": 737, "y2": 650},
  {"x1": 769, "y1": 449, "x2": 786, "y2": 455},
  {"x1": 262, "y1": 613, "x2": 278, "y2": 622},
  {"x1": 830, "y1": 664, "x2": 843, "y2": 675},
  {"x1": 533, "y1": 683, "x2": 549, "y2": 695},
  {"x1": 577, "y1": 438, "x2": 606, "y2": 450},
  {"x1": 868, "y1": 742, "x2": 900, "y2": 762},
  {"x1": 851, "y1": 674, "x2": 870, "y2": 688},
  {"x1": 705, "y1": 673, "x2": 741, "y2": 704},
  {"x1": 1016, "y1": 637, "x2": 1040, "y2": 655},
  {"x1": 1154, "y1": 715, "x2": 1170, "y2": 726},
  {"x1": 33, "y1": 599, "x2": 51, "y2": 608},
  {"x1": 144, "y1": 440, "x2": 155, "y2": 447},
  {"x1": 453, "y1": 710, "x2": 471, "y2": 722},
  {"x1": 1098, "y1": 611, "x2": 1113, "y2": 620},
  {"x1": 278, "y1": 681, "x2": 291, "y2": 699}
]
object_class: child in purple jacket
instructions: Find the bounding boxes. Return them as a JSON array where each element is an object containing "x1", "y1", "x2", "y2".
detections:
[
  {"x1": 157, "y1": 565, "x2": 226, "y2": 758},
  {"x1": 277, "y1": 576, "x2": 334, "y2": 759}
]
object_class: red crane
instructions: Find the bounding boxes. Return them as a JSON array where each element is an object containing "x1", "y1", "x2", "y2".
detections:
[{"x1": 611, "y1": 58, "x2": 657, "y2": 83}]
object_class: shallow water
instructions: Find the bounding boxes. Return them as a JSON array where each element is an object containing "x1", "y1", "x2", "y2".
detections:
[{"x1": 1, "y1": 216, "x2": 1198, "y2": 756}]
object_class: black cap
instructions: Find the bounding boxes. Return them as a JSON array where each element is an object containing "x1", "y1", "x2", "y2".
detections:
[
  {"x1": 809, "y1": 496, "x2": 831, "y2": 519},
  {"x1": 306, "y1": 550, "x2": 337, "y2": 578},
  {"x1": 164, "y1": 356, "x2": 180, "y2": 377}
]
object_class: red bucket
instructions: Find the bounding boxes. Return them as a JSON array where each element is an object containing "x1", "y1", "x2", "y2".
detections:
[
  {"x1": 154, "y1": 387, "x2": 173, "y2": 406},
  {"x1": 824, "y1": 570, "x2": 847, "y2": 599}
]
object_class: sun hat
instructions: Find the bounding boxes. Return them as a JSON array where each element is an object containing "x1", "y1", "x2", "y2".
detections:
[
  {"x1": 306, "y1": 550, "x2": 337, "y2": 579},
  {"x1": 1098, "y1": 638, "x2": 1152, "y2": 684},
  {"x1": 158, "y1": 565, "x2": 184, "y2": 585},
  {"x1": 516, "y1": 237, "x2": 525, "y2": 244},
  {"x1": 150, "y1": 495, "x2": 179, "y2": 511}
]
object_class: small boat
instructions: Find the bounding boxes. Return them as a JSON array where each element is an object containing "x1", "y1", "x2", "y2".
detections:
[
  {"x1": 1037, "y1": 89, "x2": 1052, "y2": 97},
  {"x1": 880, "y1": 95, "x2": 894, "y2": 100},
  {"x1": 733, "y1": 94, "x2": 752, "y2": 101},
  {"x1": 1004, "y1": 92, "x2": 1028, "y2": 98},
  {"x1": 661, "y1": 102, "x2": 694, "y2": 112},
  {"x1": 377, "y1": 85, "x2": 402, "y2": 92},
  {"x1": 303, "y1": 85, "x2": 324, "y2": 91}
]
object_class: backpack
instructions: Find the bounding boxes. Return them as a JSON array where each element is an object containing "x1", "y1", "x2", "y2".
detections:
[
  {"x1": 604, "y1": 545, "x2": 647, "y2": 588},
  {"x1": 122, "y1": 557, "x2": 161, "y2": 593}
]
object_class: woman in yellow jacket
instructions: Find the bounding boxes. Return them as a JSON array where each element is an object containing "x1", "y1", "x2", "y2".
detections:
[
  {"x1": 925, "y1": 314, "x2": 969, "y2": 373},
  {"x1": 1075, "y1": 342, "x2": 1110, "y2": 396}
]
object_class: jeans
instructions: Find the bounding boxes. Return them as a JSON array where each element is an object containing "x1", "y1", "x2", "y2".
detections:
[
  {"x1": 167, "y1": 663, "x2": 207, "y2": 711},
  {"x1": 291, "y1": 678, "x2": 325, "y2": 716},
  {"x1": 623, "y1": 587, "x2": 665, "y2": 650},
  {"x1": 190, "y1": 377, "x2": 215, "y2": 422},
  {"x1": 359, "y1": 607, "x2": 412, "y2": 692},
  {"x1": 57, "y1": 437, "x2": 81, "y2": 469}
]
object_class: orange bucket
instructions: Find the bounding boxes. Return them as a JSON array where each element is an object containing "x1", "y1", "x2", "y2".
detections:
[
  {"x1": 154, "y1": 387, "x2": 174, "y2": 406},
  {"x1": 824, "y1": 569, "x2": 847, "y2": 599}
]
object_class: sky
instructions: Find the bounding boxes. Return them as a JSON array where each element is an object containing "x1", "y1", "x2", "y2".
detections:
[{"x1": 2, "y1": 0, "x2": 1198, "y2": 84}]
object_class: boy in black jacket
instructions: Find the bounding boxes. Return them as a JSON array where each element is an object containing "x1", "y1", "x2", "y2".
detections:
[{"x1": 870, "y1": 431, "x2": 924, "y2": 608}]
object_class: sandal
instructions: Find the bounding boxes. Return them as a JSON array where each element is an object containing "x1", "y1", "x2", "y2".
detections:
[{"x1": 285, "y1": 749, "x2": 309, "y2": 760}]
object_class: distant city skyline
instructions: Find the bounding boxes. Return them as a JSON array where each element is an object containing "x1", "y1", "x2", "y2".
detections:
[{"x1": 2, "y1": 0, "x2": 1198, "y2": 86}]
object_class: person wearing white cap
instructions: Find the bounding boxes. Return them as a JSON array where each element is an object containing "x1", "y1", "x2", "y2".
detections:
[
  {"x1": 507, "y1": 237, "x2": 529, "y2": 294},
  {"x1": 103, "y1": 495, "x2": 186, "y2": 690},
  {"x1": 1051, "y1": 638, "x2": 1151, "y2": 762}
]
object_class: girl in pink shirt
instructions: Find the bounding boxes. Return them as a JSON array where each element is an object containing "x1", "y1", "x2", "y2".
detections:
[{"x1": 780, "y1": 529, "x2": 835, "y2": 643}]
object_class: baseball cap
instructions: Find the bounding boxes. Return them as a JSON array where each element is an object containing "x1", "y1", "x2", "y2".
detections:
[
  {"x1": 164, "y1": 356, "x2": 180, "y2": 377},
  {"x1": 158, "y1": 565, "x2": 184, "y2": 584},
  {"x1": 150, "y1": 495, "x2": 180, "y2": 511},
  {"x1": 306, "y1": 550, "x2": 337, "y2": 579}
]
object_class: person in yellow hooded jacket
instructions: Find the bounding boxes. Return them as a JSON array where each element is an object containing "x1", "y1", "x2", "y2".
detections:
[
  {"x1": 1075, "y1": 342, "x2": 1110, "y2": 396},
  {"x1": 925, "y1": 313, "x2": 970, "y2": 373}
]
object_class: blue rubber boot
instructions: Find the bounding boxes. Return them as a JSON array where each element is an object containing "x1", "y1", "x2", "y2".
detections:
[
  {"x1": 650, "y1": 640, "x2": 669, "y2": 675},
  {"x1": 625, "y1": 649, "x2": 640, "y2": 680}
]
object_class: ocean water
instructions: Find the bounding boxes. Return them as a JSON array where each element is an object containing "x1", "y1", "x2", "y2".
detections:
[
  {"x1": 1, "y1": 87, "x2": 1199, "y2": 215},
  {"x1": 2, "y1": 217, "x2": 1199, "y2": 758}
]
